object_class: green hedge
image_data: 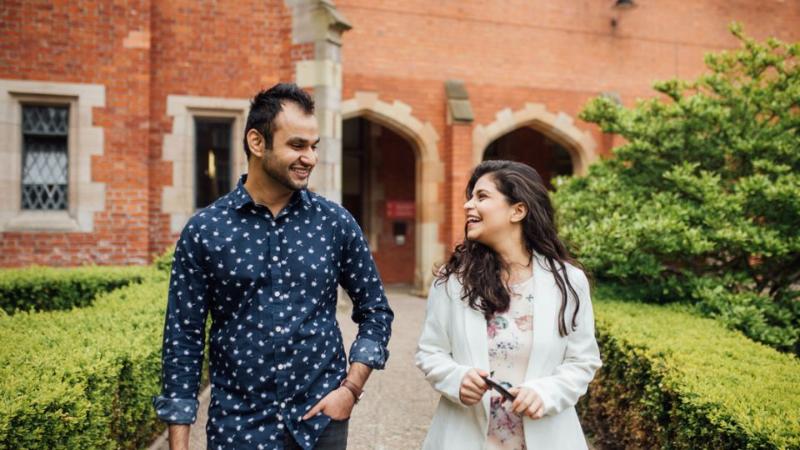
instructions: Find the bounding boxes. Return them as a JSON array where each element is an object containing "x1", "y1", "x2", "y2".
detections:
[
  {"x1": 0, "y1": 281, "x2": 167, "y2": 450},
  {"x1": 580, "y1": 292, "x2": 800, "y2": 450},
  {"x1": 0, "y1": 265, "x2": 158, "y2": 314},
  {"x1": 152, "y1": 249, "x2": 174, "y2": 274}
]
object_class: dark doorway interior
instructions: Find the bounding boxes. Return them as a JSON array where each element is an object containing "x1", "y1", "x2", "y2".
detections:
[
  {"x1": 343, "y1": 117, "x2": 417, "y2": 285},
  {"x1": 483, "y1": 127, "x2": 573, "y2": 189}
]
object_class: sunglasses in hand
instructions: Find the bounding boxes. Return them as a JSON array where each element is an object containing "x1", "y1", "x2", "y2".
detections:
[{"x1": 481, "y1": 372, "x2": 516, "y2": 402}]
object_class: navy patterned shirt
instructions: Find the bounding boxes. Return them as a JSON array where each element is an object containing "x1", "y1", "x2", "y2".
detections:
[{"x1": 153, "y1": 175, "x2": 394, "y2": 449}]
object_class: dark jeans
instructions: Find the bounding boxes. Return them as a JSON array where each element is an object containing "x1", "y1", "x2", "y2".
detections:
[{"x1": 284, "y1": 419, "x2": 349, "y2": 450}]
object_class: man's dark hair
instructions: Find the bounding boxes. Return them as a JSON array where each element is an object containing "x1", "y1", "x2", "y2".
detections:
[{"x1": 243, "y1": 83, "x2": 315, "y2": 158}]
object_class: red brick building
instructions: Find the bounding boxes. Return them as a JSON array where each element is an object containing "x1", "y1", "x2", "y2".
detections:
[{"x1": 1, "y1": 0, "x2": 798, "y2": 292}]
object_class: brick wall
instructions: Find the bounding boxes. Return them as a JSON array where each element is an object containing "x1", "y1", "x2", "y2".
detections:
[
  {"x1": 0, "y1": 0, "x2": 153, "y2": 266},
  {"x1": 146, "y1": 0, "x2": 295, "y2": 257},
  {"x1": 1, "y1": 0, "x2": 798, "y2": 271},
  {"x1": 0, "y1": 0, "x2": 295, "y2": 266},
  {"x1": 337, "y1": 0, "x2": 800, "y2": 266}
]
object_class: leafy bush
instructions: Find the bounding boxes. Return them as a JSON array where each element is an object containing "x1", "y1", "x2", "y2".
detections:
[
  {"x1": 0, "y1": 281, "x2": 167, "y2": 450},
  {"x1": 152, "y1": 248, "x2": 174, "y2": 274},
  {"x1": 554, "y1": 26, "x2": 800, "y2": 353},
  {"x1": 0, "y1": 265, "x2": 156, "y2": 314},
  {"x1": 580, "y1": 292, "x2": 800, "y2": 450}
]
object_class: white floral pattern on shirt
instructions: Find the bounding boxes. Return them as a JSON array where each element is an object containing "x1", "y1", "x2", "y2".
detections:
[{"x1": 154, "y1": 175, "x2": 394, "y2": 450}]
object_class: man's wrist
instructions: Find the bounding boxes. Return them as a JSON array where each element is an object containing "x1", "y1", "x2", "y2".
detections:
[
  {"x1": 340, "y1": 378, "x2": 365, "y2": 403},
  {"x1": 167, "y1": 424, "x2": 190, "y2": 450}
]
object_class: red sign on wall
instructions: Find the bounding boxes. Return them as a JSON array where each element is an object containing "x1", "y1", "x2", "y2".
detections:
[{"x1": 386, "y1": 201, "x2": 415, "y2": 219}]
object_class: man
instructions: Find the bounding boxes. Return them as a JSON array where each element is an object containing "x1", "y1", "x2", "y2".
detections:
[{"x1": 153, "y1": 83, "x2": 394, "y2": 450}]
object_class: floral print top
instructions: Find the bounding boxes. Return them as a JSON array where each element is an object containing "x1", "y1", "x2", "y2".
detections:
[{"x1": 486, "y1": 276, "x2": 535, "y2": 450}]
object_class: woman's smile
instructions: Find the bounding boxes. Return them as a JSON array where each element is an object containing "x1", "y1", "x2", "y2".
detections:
[{"x1": 466, "y1": 214, "x2": 482, "y2": 228}]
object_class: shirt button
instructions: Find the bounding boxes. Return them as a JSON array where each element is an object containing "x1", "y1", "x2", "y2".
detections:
[
  {"x1": 272, "y1": 256, "x2": 278, "y2": 262},
  {"x1": 273, "y1": 291, "x2": 280, "y2": 297},
  {"x1": 275, "y1": 326, "x2": 282, "y2": 332},
  {"x1": 277, "y1": 364, "x2": 284, "y2": 370}
]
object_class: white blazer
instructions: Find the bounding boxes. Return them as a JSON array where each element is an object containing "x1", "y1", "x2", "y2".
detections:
[{"x1": 415, "y1": 254, "x2": 602, "y2": 450}]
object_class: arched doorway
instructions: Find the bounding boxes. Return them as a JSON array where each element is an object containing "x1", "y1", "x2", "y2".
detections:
[
  {"x1": 473, "y1": 103, "x2": 599, "y2": 178},
  {"x1": 340, "y1": 92, "x2": 445, "y2": 294},
  {"x1": 342, "y1": 117, "x2": 416, "y2": 286},
  {"x1": 483, "y1": 127, "x2": 573, "y2": 188}
]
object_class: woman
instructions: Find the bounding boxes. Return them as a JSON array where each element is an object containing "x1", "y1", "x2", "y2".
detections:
[{"x1": 416, "y1": 160, "x2": 601, "y2": 450}]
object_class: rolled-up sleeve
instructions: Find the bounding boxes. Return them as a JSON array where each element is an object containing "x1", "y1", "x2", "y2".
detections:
[
  {"x1": 338, "y1": 215, "x2": 394, "y2": 370},
  {"x1": 152, "y1": 220, "x2": 210, "y2": 424}
]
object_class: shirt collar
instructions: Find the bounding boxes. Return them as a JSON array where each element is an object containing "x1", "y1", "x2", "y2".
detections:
[{"x1": 230, "y1": 174, "x2": 312, "y2": 211}]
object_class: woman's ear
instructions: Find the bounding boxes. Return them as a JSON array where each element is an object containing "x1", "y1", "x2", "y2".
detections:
[
  {"x1": 510, "y1": 202, "x2": 527, "y2": 223},
  {"x1": 246, "y1": 129, "x2": 266, "y2": 158}
]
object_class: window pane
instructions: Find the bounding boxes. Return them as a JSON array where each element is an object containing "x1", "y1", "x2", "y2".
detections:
[
  {"x1": 195, "y1": 118, "x2": 233, "y2": 209},
  {"x1": 22, "y1": 140, "x2": 68, "y2": 184},
  {"x1": 22, "y1": 105, "x2": 69, "y2": 136},
  {"x1": 21, "y1": 105, "x2": 69, "y2": 210}
]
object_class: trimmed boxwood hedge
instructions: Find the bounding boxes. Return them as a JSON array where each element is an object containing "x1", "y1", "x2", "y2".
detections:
[
  {"x1": 581, "y1": 293, "x2": 800, "y2": 450},
  {"x1": 0, "y1": 281, "x2": 167, "y2": 450},
  {"x1": 152, "y1": 249, "x2": 174, "y2": 274},
  {"x1": 0, "y1": 265, "x2": 158, "y2": 314}
]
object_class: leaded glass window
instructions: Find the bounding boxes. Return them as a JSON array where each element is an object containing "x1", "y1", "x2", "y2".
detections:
[{"x1": 21, "y1": 105, "x2": 69, "y2": 210}]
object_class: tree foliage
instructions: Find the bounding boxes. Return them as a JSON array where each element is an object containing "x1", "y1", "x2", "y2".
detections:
[{"x1": 554, "y1": 25, "x2": 800, "y2": 354}]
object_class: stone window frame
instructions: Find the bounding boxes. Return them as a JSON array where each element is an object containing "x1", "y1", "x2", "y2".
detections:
[
  {"x1": 161, "y1": 95, "x2": 249, "y2": 234},
  {"x1": 0, "y1": 79, "x2": 105, "y2": 233}
]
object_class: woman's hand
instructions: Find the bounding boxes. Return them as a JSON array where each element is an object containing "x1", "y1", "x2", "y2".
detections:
[
  {"x1": 508, "y1": 387, "x2": 544, "y2": 419},
  {"x1": 459, "y1": 368, "x2": 489, "y2": 405}
]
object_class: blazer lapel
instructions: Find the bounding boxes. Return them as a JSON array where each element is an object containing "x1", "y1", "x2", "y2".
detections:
[
  {"x1": 462, "y1": 292, "x2": 491, "y2": 425},
  {"x1": 526, "y1": 252, "x2": 556, "y2": 380}
]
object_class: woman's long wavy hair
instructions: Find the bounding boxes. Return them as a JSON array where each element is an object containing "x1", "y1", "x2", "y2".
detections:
[{"x1": 436, "y1": 160, "x2": 583, "y2": 336}]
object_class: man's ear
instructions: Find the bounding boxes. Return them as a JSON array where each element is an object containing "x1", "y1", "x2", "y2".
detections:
[
  {"x1": 246, "y1": 129, "x2": 266, "y2": 158},
  {"x1": 510, "y1": 202, "x2": 528, "y2": 223}
]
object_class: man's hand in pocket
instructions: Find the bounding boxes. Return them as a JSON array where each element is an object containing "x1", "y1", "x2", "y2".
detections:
[{"x1": 302, "y1": 387, "x2": 356, "y2": 421}]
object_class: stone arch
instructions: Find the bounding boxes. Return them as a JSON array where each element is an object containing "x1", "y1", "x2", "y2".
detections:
[
  {"x1": 341, "y1": 91, "x2": 444, "y2": 293},
  {"x1": 473, "y1": 103, "x2": 598, "y2": 175}
]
